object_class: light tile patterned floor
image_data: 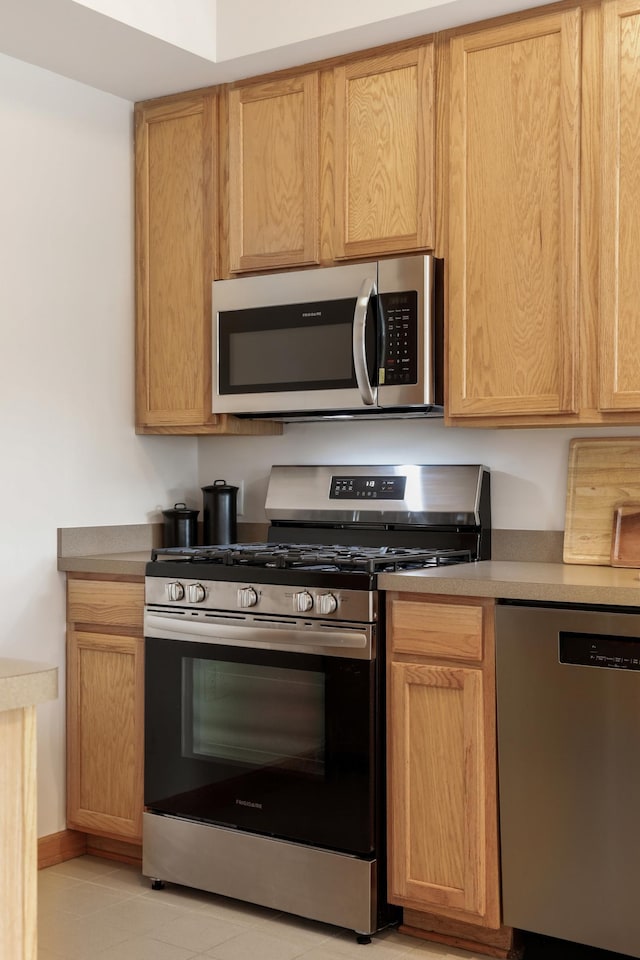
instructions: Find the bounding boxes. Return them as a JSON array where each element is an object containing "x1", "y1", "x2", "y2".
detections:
[{"x1": 37, "y1": 856, "x2": 487, "y2": 960}]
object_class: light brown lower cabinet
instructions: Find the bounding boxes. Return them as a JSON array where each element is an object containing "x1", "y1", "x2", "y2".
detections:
[
  {"x1": 66, "y1": 575, "x2": 144, "y2": 844},
  {"x1": 386, "y1": 593, "x2": 501, "y2": 931}
]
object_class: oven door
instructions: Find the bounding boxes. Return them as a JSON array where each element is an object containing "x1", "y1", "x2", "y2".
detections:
[{"x1": 144, "y1": 621, "x2": 378, "y2": 857}]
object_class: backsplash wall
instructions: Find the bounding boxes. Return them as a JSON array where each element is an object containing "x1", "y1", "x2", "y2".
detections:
[{"x1": 198, "y1": 420, "x2": 640, "y2": 531}]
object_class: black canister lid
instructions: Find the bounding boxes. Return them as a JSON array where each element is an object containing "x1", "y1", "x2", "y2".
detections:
[
  {"x1": 201, "y1": 480, "x2": 238, "y2": 493},
  {"x1": 162, "y1": 502, "x2": 199, "y2": 518}
]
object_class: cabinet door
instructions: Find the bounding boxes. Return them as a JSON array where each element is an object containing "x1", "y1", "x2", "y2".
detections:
[
  {"x1": 135, "y1": 95, "x2": 217, "y2": 431},
  {"x1": 600, "y1": 1, "x2": 640, "y2": 411},
  {"x1": 227, "y1": 74, "x2": 320, "y2": 272},
  {"x1": 67, "y1": 578, "x2": 144, "y2": 628},
  {"x1": 333, "y1": 45, "x2": 434, "y2": 259},
  {"x1": 448, "y1": 11, "x2": 581, "y2": 419},
  {"x1": 67, "y1": 629, "x2": 144, "y2": 841},
  {"x1": 388, "y1": 660, "x2": 499, "y2": 927}
]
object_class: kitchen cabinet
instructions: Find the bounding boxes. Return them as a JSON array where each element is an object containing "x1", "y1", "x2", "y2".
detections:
[
  {"x1": 446, "y1": 1, "x2": 640, "y2": 427},
  {"x1": 66, "y1": 575, "x2": 144, "y2": 844},
  {"x1": 134, "y1": 39, "x2": 435, "y2": 421},
  {"x1": 600, "y1": 0, "x2": 640, "y2": 412},
  {"x1": 447, "y1": 8, "x2": 582, "y2": 423},
  {"x1": 332, "y1": 44, "x2": 435, "y2": 260},
  {"x1": 134, "y1": 93, "x2": 282, "y2": 436},
  {"x1": 221, "y1": 40, "x2": 435, "y2": 273},
  {"x1": 132, "y1": 2, "x2": 640, "y2": 432},
  {"x1": 386, "y1": 593, "x2": 502, "y2": 933},
  {"x1": 225, "y1": 73, "x2": 320, "y2": 273}
]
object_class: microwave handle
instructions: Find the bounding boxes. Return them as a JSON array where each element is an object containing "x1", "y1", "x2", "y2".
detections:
[{"x1": 353, "y1": 278, "x2": 377, "y2": 406}]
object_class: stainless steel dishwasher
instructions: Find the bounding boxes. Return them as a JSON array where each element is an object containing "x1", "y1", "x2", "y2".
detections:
[{"x1": 496, "y1": 601, "x2": 640, "y2": 958}]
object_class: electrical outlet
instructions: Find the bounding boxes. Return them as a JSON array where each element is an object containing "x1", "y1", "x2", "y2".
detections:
[{"x1": 229, "y1": 480, "x2": 245, "y2": 516}]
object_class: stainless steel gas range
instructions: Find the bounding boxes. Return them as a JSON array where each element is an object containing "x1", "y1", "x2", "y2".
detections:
[{"x1": 142, "y1": 464, "x2": 490, "y2": 941}]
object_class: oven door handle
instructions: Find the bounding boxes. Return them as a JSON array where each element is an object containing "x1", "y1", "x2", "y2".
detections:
[
  {"x1": 144, "y1": 611, "x2": 370, "y2": 652},
  {"x1": 353, "y1": 277, "x2": 377, "y2": 406}
]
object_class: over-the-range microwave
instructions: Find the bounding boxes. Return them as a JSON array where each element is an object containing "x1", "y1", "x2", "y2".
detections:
[{"x1": 212, "y1": 254, "x2": 443, "y2": 421}]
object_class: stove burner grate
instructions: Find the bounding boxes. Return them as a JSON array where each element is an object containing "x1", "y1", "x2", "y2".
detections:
[{"x1": 150, "y1": 543, "x2": 473, "y2": 574}]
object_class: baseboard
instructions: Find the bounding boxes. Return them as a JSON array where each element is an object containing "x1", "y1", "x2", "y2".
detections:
[
  {"x1": 85, "y1": 835, "x2": 142, "y2": 866},
  {"x1": 38, "y1": 830, "x2": 142, "y2": 870},
  {"x1": 38, "y1": 830, "x2": 87, "y2": 869},
  {"x1": 401, "y1": 909, "x2": 524, "y2": 960}
]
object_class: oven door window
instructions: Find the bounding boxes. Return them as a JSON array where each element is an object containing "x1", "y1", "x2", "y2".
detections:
[
  {"x1": 184, "y1": 659, "x2": 325, "y2": 777},
  {"x1": 145, "y1": 638, "x2": 376, "y2": 856}
]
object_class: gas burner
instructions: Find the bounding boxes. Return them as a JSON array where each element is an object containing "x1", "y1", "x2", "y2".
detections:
[{"x1": 150, "y1": 542, "x2": 473, "y2": 574}]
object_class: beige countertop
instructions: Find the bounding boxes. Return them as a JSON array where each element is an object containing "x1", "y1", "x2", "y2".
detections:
[
  {"x1": 58, "y1": 550, "x2": 149, "y2": 577},
  {"x1": 58, "y1": 550, "x2": 640, "y2": 607},
  {"x1": 379, "y1": 560, "x2": 640, "y2": 607},
  {"x1": 0, "y1": 659, "x2": 58, "y2": 712}
]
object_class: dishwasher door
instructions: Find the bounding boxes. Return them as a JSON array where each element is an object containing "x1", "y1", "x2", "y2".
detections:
[{"x1": 496, "y1": 602, "x2": 640, "y2": 957}]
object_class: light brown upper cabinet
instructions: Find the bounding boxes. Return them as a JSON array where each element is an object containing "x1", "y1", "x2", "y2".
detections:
[
  {"x1": 135, "y1": 93, "x2": 281, "y2": 436},
  {"x1": 600, "y1": 0, "x2": 640, "y2": 413},
  {"x1": 135, "y1": 94, "x2": 216, "y2": 431},
  {"x1": 222, "y1": 42, "x2": 435, "y2": 273},
  {"x1": 226, "y1": 74, "x2": 321, "y2": 273},
  {"x1": 333, "y1": 44, "x2": 435, "y2": 260},
  {"x1": 447, "y1": 10, "x2": 582, "y2": 422}
]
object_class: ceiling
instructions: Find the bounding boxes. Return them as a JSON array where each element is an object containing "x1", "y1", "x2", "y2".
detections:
[{"x1": 0, "y1": 0, "x2": 552, "y2": 102}]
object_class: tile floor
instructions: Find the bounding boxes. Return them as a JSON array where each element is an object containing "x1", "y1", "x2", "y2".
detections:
[{"x1": 37, "y1": 856, "x2": 484, "y2": 960}]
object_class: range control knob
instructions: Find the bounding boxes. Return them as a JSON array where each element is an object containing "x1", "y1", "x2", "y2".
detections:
[
  {"x1": 187, "y1": 582, "x2": 206, "y2": 604},
  {"x1": 167, "y1": 581, "x2": 185, "y2": 602},
  {"x1": 317, "y1": 593, "x2": 338, "y2": 615},
  {"x1": 294, "y1": 591, "x2": 314, "y2": 613},
  {"x1": 238, "y1": 586, "x2": 258, "y2": 608}
]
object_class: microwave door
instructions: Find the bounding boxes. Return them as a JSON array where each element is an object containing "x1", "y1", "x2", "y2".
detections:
[{"x1": 213, "y1": 262, "x2": 380, "y2": 416}]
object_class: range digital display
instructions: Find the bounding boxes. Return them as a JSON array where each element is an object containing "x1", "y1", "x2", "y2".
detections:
[{"x1": 330, "y1": 476, "x2": 406, "y2": 500}]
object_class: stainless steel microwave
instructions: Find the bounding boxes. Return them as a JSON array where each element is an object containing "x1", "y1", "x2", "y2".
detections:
[{"x1": 212, "y1": 255, "x2": 443, "y2": 421}]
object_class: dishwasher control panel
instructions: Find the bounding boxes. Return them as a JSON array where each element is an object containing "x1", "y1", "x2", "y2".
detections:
[{"x1": 560, "y1": 631, "x2": 640, "y2": 670}]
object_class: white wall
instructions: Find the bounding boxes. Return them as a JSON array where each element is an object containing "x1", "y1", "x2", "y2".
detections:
[
  {"x1": 198, "y1": 420, "x2": 640, "y2": 532},
  {"x1": 0, "y1": 52, "x2": 198, "y2": 837},
  {"x1": 76, "y1": 0, "x2": 217, "y2": 60},
  {"x1": 215, "y1": 0, "x2": 547, "y2": 61}
]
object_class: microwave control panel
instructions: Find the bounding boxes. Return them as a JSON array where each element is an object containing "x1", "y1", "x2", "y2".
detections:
[{"x1": 379, "y1": 292, "x2": 418, "y2": 386}]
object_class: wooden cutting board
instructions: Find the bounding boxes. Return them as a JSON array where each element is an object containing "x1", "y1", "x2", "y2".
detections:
[
  {"x1": 563, "y1": 437, "x2": 640, "y2": 565},
  {"x1": 611, "y1": 502, "x2": 640, "y2": 567}
]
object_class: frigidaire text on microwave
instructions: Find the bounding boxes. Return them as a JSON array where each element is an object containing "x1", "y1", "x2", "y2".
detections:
[{"x1": 212, "y1": 255, "x2": 443, "y2": 421}]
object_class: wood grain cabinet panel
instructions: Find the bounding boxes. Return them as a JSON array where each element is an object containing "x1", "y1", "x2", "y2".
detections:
[
  {"x1": 1, "y1": 706, "x2": 37, "y2": 960},
  {"x1": 387, "y1": 594, "x2": 500, "y2": 929},
  {"x1": 227, "y1": 74, "x2": 320, "y2": 272},
  {"x1": 67, "y1": 579, "x2": 144, "y2": 628},
  {"x1": 389, "y1": 599, "x2": 483, "y2": 661},
  {"x1": 447, "y1": 10, "x2": 581, "y2": 420},
  {"x1": 333, "y1": 45, "x2": 434, "y2": 259},
  {"x1": 600, "y1": 0, "x2": 640, "y2": 412},
  {"x1": 66, "y1": 577, "x2": 144, "y2": 843},
  {"x1": 135, "y1": 95, "x2": 217, "y2": 430},
  {"x1": 135, "y1": 95, "x2": 281, "y2": 435}
]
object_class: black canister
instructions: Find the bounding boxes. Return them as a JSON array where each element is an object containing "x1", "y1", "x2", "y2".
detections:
[
  {"x1": 162, "y1": 502, "x2": 199, "y2": 548},
  {"x1": 202, "y1": 480, "x2": 238, "y2": 545}
]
